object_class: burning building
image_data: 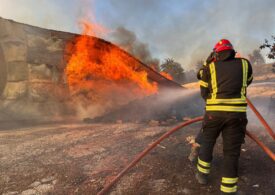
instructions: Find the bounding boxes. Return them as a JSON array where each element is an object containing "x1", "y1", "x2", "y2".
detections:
[{"x1": 0, "y1": 17, "x2": 197, "y2": 123}]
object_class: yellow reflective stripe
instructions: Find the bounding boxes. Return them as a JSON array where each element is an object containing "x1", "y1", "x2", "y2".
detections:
[
  {"x1": 222, "y1": 177, "x2": 238, "y2": 184},
  {"x1": 206, "y1": 105, "x2": 247, "y2": 112},
  {"x1": 220, "y1": 185, "x2": 237, "y2": 193},
  {"x1": 197, "y1": 165, "x2": 210, "y2": 174},
  {"x1": 199, "y1": 80, "x2": 208, "y2": 87},
  {"x1": 241, "y1": 59, "x2": 248, "y2": 98},
  {"x1": 199, "y1": 70, "x2": 203, "y2": 78},
  {"x1": 241, "y1": 59, "x2": 245, "y2": 98},
  {"x1": 198, "y1": 158, "x2": 211, "y2": 167},
  {"x1": 209, "y1": 62, "x2": 217, "y2": 99},
  {"x1": 206, "y1": 98, "x2": 246, "y2": 104},
  {"x1": 245, "y1": 60, "x2": 248, "y2": 84}
]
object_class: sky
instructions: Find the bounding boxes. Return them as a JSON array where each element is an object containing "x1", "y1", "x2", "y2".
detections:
[{"x1": 0, "y1": 0, "x2": 275, "y2": 69}]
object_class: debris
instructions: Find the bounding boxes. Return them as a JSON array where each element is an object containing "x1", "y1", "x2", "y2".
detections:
[
  {"x1": 29, "y1": 181, "x2": 41, "y2": 188},
  {"x1": 157, "y1": 144, "x2": 166, "y2": 149},
  {"x1": 183, "y1": 117, "x2": 192, "y2": 121},
  {"x1": 90, "y1": 179, "x2": 96, "y2": 183},
  {"x1": 41, "y1": 176, "x2": 55, "y2": 183},
  {"x1": 241, "y1": 148, "x2": 247, "y2": 152},
  {"x1": 186, "y1": 136, "x2": 200, "y2": 147},
  {"x1": 148, "y1": 120, "x2": 159, "y2": 126},
  {"x1": 186, "y1": 135, "x2": 195, "y2": 144},
  {"x1": 252, "y1": 184, "x2": 260, "y2": 188},
  {"x1": 179, "y1": 188, "x2": 191, "y2": 194},
  {"x1": 35, "y1": 184, "x2": 54, "y2": 193},
  {"x1": 21, "y1": 189, "x2": 37, "y2": 195}
]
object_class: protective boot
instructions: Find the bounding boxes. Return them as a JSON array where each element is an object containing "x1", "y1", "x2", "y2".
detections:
[
  {"x1": 188, "y1": 144, "x2": 200, "y2": 163},
  {"x1": 195, "y1": 171, "x2": 208, "y2": 185}
]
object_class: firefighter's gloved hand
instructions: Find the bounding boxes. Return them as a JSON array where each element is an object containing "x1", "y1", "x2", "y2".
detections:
[
  {"x1": 197, "y1": 68, "x2": 203, "y2": 80},
  {"x1": 206, "y1": 51, "x2": 215, "y2": 64}
]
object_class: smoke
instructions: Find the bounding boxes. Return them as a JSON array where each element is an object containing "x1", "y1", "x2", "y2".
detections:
[
  {"x1": 247, "y1": 97, "x2": 275, "y2": 134},
  {"x1": 110, "y1": 26, "x2": 160, "y2": 70},
  {"x1": 1, "y1": 0, "x2": 274, "y2": 70},
  {"x1": 87, "y1": 87, "x2": 204, "y2": 123},
  {"x1": 105, "y1": 0, "x2": 275, "y2": 70}
]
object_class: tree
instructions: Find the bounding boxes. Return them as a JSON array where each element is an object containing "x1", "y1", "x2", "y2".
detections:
[
  {"x1": 160, "y1": 58, "x2": 185, "y2": 84},
  {"x1": 260, "y1": 36, "x2": 275, "y2": 59},
  {"x1": 248, "y1": 49, "x2": 265, "y2": 65}
]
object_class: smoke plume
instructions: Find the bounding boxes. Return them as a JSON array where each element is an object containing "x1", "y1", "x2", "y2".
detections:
[
  {"x1": 106, "y1": 0, "x2": 275, "y2": 69},
  {"x1": 110, "y1": 26, "x2": 160, "y2": 70},
  {"x1": 1, "y1": 0, "x2": 275, "y2": 69}
]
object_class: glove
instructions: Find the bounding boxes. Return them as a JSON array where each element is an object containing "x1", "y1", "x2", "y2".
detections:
[{"x1": 197, "y1": 68, "x2": 203, "y2": 80}]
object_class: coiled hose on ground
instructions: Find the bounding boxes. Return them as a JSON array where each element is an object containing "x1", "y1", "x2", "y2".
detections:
[{"x1": 97, "y1": 98, "x2": 275, "y2": 195}]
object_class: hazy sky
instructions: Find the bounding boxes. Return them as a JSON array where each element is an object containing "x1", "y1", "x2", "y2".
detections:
[{"x1": 1, "y1": 0, "x2": 274, "y2": 69}]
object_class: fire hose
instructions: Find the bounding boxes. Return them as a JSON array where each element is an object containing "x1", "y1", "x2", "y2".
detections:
[
  {"x1": 97, "y1": 99, "x2": 275, "y2": 195},
  {"x1": 246, "y1": 98, "x2": 275, "y2": 140}
]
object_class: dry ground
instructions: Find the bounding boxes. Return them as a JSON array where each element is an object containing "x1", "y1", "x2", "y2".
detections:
[{"x1": 0, "y1": 121, "x2": 274, "y2": 195}]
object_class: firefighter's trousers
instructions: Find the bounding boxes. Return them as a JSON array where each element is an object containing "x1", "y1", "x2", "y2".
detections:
[{"x1": 197, "y1": 111, "x2": 247, "y2": 193}]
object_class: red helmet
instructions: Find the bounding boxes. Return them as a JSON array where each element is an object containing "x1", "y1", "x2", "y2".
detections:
[{"x1": 214, "y1": 39, "x2": 234, "y2": 53}]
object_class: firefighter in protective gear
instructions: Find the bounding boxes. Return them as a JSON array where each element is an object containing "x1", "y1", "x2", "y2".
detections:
[{"x1": 195, "y1": 39, "x2": 253, "y2": 195}]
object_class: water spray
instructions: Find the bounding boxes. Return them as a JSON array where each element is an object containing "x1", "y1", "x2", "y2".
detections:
[{"x1": 247, "y1": 98, "x2": 275, "y2": 140}]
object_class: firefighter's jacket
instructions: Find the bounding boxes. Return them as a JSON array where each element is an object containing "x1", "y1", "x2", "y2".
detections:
[{"x1": 197, "y1": 50, "x2": 253, "y2": 112}]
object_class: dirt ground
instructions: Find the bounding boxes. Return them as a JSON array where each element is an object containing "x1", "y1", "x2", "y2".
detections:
[{"x1": 0, "y1": 120, "x2": 274, "y2": 195}]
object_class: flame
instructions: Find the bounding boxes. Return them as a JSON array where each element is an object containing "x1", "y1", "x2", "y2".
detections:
[
  {"x1": 160, "y1": 71, "x2": 173, "y2": 80},
  {"x1": 65, "y1": 20, "x2": 158, "y2": 112}
]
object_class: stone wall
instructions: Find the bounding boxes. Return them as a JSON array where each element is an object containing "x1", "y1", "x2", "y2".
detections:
[{"x1": 0, "y1": 17, "x2": 74, "y2": 121}]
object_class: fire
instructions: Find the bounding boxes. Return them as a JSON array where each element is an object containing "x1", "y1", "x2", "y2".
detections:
[
  {"x1": 65, "y1": 20, "x2": 158, "y2": 112},
  {"x1": 160, "y1": 71, "x2": 173, "y2": 80}
]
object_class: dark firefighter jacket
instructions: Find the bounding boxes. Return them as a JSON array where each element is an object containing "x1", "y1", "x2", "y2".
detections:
[{"x1": 197, "y1": 50, "x2": 253, "y2": 112}]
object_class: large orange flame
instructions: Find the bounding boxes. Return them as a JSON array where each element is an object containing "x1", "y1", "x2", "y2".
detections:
[
  {"x1": 65, "y1": 20, "x2": 158, "y2": 112},
  {"x1": 160, "y1": 71, "x2": 173, "y2": 80}
]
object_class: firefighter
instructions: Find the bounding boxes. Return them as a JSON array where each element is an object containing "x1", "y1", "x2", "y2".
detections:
[{"x1": 195, "y1": 39, "x2": 253, "y2": 194}]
